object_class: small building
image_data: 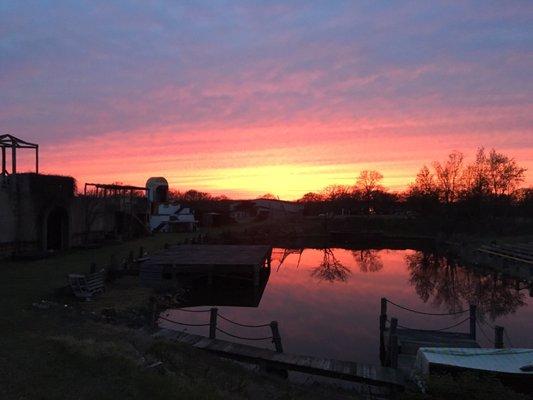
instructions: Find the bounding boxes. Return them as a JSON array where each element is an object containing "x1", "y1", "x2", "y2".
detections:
[
  {"x1": 230, "y1": 199, "x2": 303, "y2": 222},
  {"x1": 0, "y1": 134, "x2": 148, "y2": 257},
  {"x1": 146, "y1": 177, "x2": 198, "y2": 232}
]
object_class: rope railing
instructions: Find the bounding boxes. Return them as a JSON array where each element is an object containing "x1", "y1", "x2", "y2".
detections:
[
  {"x1": 385, "y1": 298, "x2": 469, "y2": 316},
  {"x1": 387, "y1": 316, "x2": 470, "y2": 332},
  {"x1": 156, "y1": 307, "x2": 284, "y2": 352},
  {"x1": 476, "y1": 320, "x2": 492, "y2": 343},
  {"x1": 159, "y1": 315, "x2": 210, "y2": 327},
  {"x1": 176, "y1": 308, "x2": 211, "y2": 313},
  {"x1": 215, "y1": 327, "x2": 273, "y2": 341},
  {"x1": 217, "y1": 313, "x2": 272, "y2": 328},
  {"x1": 478, "y1": 319, "x2": 514, "y2": 348},
  {"x1": 380, "y1": 297, "x2": 478, "y2": 354}
]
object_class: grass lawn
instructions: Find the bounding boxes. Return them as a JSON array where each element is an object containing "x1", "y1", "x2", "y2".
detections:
[{"x1": 0, "y1": 231, "x2": 360, "y2": 400}]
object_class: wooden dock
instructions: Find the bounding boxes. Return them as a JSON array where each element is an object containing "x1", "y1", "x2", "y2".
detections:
[
  {"x1": 478, "y1": 243, "x2": 533, "y2": 266},
  {"x1": 473, "y1": 242, "x2": 533, "y2": 282},
  {"x1": 140, "y1": 245, "x2": 272, "y2": 288},
  {"x1": 155, "y1": 329, "x2": 405, "y2": 388},
  {"x1": 380, "y1": 298, "x2": 482, "y2": 377},
  {"x1": 382, "y1": 327, "x2": 480, "y2": 375}
]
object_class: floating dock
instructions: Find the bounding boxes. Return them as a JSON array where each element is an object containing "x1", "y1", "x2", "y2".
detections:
[{"x1": 140, "y1": 244, "x2": 272, "y2": 288}]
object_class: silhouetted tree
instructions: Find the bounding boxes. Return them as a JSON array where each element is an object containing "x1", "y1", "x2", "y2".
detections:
[
  {"x1": 321, "y1": 184, "x2": 353, "y2": 201},
  {"x1": 169, "y1": 189, "x2": 213, "y2": 202},
  {"x1": 297, "y1": 192, "x2": 324, "y2": 202},
  {"x1": 433, "y1": 151, "x2": 464, "y2": 204},
  {"x1": 258, "y1": 193, "x2": 278, "y2": 200},
  {"x1": 484, "y1": 148, "x2": 526, "y2": 196},
  {"x1": 356, "y1": 170, "x2": 384, "y2": 213}
]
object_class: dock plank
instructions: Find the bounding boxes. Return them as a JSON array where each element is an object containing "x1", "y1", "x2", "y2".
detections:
[{"x1": 157, "y1": 329, "x2": 404, "y2": 388}]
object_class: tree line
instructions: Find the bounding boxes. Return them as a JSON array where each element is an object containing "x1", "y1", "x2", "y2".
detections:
[
  {"x1": 296, "y1": 148, "x2": 531, "y2": 224},
  {"x1": 166, "y1": 147, "x2": 531, "y2": 225}
]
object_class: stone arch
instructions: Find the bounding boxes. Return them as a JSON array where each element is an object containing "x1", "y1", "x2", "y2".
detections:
[{"x1": 44, "y1": 205, "x2": 69, "y2": 251}]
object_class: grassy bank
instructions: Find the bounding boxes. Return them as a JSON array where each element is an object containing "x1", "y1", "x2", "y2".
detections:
[
  {"x1": 1, "y1": 223, "x2": 529, "y2": 399},
  {"x1": 0, "y1": 231, "x2": 360, "y2": 400}
]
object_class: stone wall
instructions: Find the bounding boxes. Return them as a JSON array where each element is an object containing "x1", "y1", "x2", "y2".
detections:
[{"x1": 0, "y1": 173, "x2": 148, "y2": 258}]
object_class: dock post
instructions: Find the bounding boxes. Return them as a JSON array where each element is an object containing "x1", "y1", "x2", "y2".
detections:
[
  {"x1": 253, "y1": 265, "x2": 260, "y2": 286},
  {"x1": 127, "y1": 251, "x2": 134, "y2": 269},
  {"x1": 164, "y1": 242, "x2": 169, "y2": 249},
  {"x1": 380, "y1": 298, "x2": 387, "y2": 332},
  {"x1": 379, "y1": 298, "x2": 387, "y2": 365},
  {"x1": 139, "y1": 246, "x2": 144, "y2": 258},
  {"x1": 494, "y1": 326, "x2": 504, "y2": 349},
  {"x1": 390, "y1": 334, "x2": 399, "y2": 369},
  {"x1": 469, "y1": 305, "x2": 477, "y2": 340},
  {"x1": 270, "y1": 321, "x2": 284, "y2": 353},
  {"x1": 149, "y1": 297, "x2": 158, "y2": 329},
  {"x1": 89, "y1": 262, "x2": 96, "y2": 274},
  {"x1": 387, "y1": 317, "x2": 398, "y2": 367},
  {"x1": 209, "y1": 307, "x2": 218, "y2": 339}
]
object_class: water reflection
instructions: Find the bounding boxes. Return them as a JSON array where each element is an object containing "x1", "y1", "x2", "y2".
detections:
[
  {"x1": 171, "y1": 268, "x2": 270, "y2": 308},
  {"x1": 164, "y1": 248, "x2": 532, "y2": 364},
  {"x1": 311, "y1": 249, "x2": 351, "y2": 282},
  {"x1": 351, "y1": 250, "x2": 384, "y2": 273},
  {"x1": 406, "y1": 251, "x2": 526, "y2": 320}
]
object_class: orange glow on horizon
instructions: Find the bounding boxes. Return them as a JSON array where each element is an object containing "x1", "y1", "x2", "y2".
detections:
[{"x1": 33, "y1": 119, "x2": 533, "y2": 200}]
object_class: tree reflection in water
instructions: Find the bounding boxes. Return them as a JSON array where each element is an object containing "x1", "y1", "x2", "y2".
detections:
[
  {"x1": 311, "y1": 249, "x2": 351, "y2": 282},
  {"x1": 406, "y1": 251, "x2": 526, "y2": 321},
  {"x1": 351, "y1": 250, "x2": 384, "y2": 272}
]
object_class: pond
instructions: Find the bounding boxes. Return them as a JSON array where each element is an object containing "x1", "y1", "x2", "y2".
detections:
[{"x1": 162, "y1": 248, "x2": 533, "y2": 365}]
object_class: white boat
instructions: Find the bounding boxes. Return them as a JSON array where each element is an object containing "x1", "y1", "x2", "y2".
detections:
[{"x1": 413, "y1": 347, "x2": 533, "y2": 392}]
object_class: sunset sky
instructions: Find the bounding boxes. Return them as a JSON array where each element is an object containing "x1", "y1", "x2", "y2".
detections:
[{"x1": 1, "y1": 1, "x2": 532, "y2": 199}]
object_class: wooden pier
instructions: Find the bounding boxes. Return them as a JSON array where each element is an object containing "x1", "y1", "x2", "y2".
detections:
[
  {"x1": 155, "y1": 328, "x2": 405, "y2": 389},
  {"x1": 457, "y1": 242, "x2": 533, "y2": 283},
  {"x1": 477, "y1": 242, "x2": 533, "y2": 281},
  {"x1": 140, "y1": 245, "x2": 272, "y2": 288},
  {"x1": 379, "y1": 298, "x2": 482, "y2": 376}
]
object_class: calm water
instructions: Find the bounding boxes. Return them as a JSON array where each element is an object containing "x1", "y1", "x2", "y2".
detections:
[{"x1": 162, "y1": 248, "x2": 533, "y2": 364}]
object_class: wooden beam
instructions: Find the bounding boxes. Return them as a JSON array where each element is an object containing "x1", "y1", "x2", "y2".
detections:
[
  {"x1": 1, "y1": 146, "x2": 5, "y2": 174},
  {"x1": 11, "y1": 145, "x2": 16, "y2": 174}
]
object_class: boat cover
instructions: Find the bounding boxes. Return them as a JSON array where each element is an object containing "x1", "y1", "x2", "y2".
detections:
[{"x1": 414, "y1": 347, "x2": 533, "y2": 375}]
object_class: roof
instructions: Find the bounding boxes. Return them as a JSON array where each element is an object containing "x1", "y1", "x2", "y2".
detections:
[
  {"x1": 85, "y1": 182, "x2": 147, "y2": 191},
  {"x1": 0, "y1": 134, "x2": 38, "y2": 149}
]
